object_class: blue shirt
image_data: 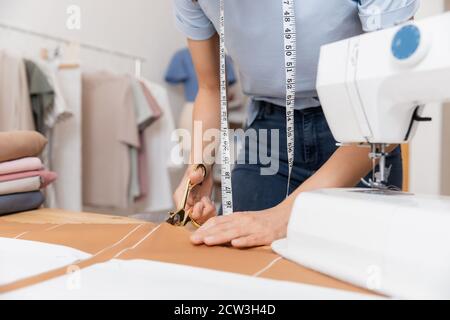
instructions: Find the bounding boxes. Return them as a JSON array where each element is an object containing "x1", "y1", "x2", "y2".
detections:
[
  {"x1": 165, "y1": 48, "x2": 237, "y2": 102},
  {"x1": 172, "y1": 0, "x2": 419, "y2": 121}
]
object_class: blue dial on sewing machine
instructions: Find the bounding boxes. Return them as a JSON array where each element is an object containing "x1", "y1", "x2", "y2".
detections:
[{"x1": 391, "y1": 25, "x2": 421, "y2": 60}]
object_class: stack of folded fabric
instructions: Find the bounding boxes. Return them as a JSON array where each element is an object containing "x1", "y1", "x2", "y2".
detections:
[{"x1": 0, "y1": 131, "x2": 57, "y2": 216}]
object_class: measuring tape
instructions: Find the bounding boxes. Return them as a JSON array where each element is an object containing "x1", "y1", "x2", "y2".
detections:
[
  {"x1": 219, "y1": 0, "x2": 233, "y2": 215},
  {"x1": 282, "y1": 0, "x2": 297, "y2": 196},
  {"x1": 219, "y1": 0, "x2": 297, "y2": 213}
]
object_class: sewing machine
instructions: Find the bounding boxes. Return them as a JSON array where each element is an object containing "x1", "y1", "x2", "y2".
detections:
[{"x1": 273, "y1": 12, "x2": 450, "y2": 299}]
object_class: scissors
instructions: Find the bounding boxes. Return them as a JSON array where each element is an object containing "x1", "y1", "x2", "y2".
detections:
[{"x1": 166, "y1": 164, "x2": 207, "y2": 228}]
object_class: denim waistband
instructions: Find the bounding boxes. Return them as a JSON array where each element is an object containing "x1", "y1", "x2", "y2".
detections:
[{"x1": 254, "y1": 100, "x2": 323, "y2": 118}]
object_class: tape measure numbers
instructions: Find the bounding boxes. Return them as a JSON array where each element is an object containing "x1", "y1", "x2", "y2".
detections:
[
  {"x1": 219, "y1": 0, "x2": 233, "y2": 215},
  {"x1": 219, "y1": 0, "x2": 297, "y2": 213},
  {"x1": 282, "y1": 0, "x2": 297, "y2": 196}
]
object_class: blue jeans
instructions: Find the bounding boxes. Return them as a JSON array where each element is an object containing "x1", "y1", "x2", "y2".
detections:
[{"x1": 231, "y1": 101, "x2": 403, "y2": 212}]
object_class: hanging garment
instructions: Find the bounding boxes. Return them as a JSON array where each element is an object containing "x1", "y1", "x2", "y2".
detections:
[
  {"x1": 0, "y1": 191, "x2": 44, "y2": 216},
  {"x1": 47, "y1": 65, "x2": 82, "y2": 211},
  {"x1": 129, "y1": 147, "x2": 141, "y2": 203},
  {"x1": 0, "y1": 131, "x2": 47, "y2": 163},
  {"x1": 134, "y1": 81, "x2": 164, "y2": 202},
  {"x1": 136, "y1": 134, "x2": 149, "y2": 202},
  {"x1": 130, "y1": 78, "x2": 154, "y2": 131},
  {"x1": 82, "y1": 71, "x2": 140, "y2": 209},
  {"x1": 0, "y1": 158, "x2": 43, "y2": 176},
  {"x1": 134, "y1": 81, "x2": 180, "y2": 213},
  {"x1": 0, "y1": 170, "x2": 57, "y2": 188},
  {"x1": 0, "y1": 176, "x2": 41, "y2": 196},
  {"x1": 128, "y1": 78, "x2": 153, "y2": 203},
  {"x1": 0, "y1": 50, "x2": 35, "y2": 131},
  {"x1": 129, "y1": 77, "x2": 165, "y2": 203},
  {"x1": 139, "y1": 80, "x2": 162, "y2": 124},
  {"x1": 24, "y1": 60, "x2": 57, "y2": 208},
  {"x1": 24, "y1": 60, "x2": 55, "y2": 135},
  {"x1": 41, "y1": 63, "x2": 73, "y2": 128},
  {"x1": 165, "y1": 48, "x2": 236, "y2": 102}
]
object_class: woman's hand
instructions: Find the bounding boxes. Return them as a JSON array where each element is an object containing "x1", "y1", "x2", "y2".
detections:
[
  {"x1": 173, "y1": 165, "x2": 217, "y2": 225},
  {"x1": 188, "y1": 142, "x2": 391, "y2": 247},
  {"x1": 190, "y1": 204, "x2": 290, "y2": 248}
]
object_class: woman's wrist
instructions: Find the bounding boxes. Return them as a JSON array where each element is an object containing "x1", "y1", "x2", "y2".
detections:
[
  {"x1": 277, "y1": 193, "x2": 296, "y2": 217},
  {"x1": 268, "y1": 198, "x2": 294, "y2": 238}
]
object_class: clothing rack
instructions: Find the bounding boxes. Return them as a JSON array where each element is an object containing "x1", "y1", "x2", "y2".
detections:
[{"x1": 0, "y1": 21, "x2": 147, "y2": 64}]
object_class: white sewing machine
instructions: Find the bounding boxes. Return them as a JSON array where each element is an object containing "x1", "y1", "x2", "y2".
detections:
[{"x1": 273, "y1": 12, "x2": 450, "y2": 299}]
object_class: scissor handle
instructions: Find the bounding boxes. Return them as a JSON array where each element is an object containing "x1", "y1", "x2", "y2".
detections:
[
  {"x1": 168, "y1": 164, "x2": 208, "y2": 226},
  {"x1": 192, "y1": 164, "x2": 207, "y2": 183},
  {"x1": 178, "y1": 164, "x2": 207, "y2": 210}
]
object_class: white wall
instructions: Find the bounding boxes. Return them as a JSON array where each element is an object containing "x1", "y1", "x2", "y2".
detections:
[
  {"x1": 409, "y1": 0, "x2": 447, "y2": 195},
  {"x1": 443, "y1": 104, "x2": 450, "y2": 196},
  {"x1": 0, "y1": 0, "x2": 187, "y2": 116},
  {"x1": 443, "y1": 0, "x2": 450, "y2": 196}
]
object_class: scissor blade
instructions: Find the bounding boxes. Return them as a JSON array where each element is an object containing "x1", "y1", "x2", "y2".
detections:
[{"x1": 166, "y1": 210, "x2": 185, "y2": 226}]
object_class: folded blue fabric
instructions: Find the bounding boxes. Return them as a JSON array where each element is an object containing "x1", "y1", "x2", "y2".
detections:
[{"x1": 0, "y1": 191, "x2": 45, "y2": 216}]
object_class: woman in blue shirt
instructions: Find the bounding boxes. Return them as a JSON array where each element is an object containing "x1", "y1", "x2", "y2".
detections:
[{"x1": 172, "y1": 0, "x2": 420, "y2": 248}]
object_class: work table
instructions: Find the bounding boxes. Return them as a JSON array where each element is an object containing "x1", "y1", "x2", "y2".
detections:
[{"x1": 0, "y1": 209, "x2": 375, "y2": 298}]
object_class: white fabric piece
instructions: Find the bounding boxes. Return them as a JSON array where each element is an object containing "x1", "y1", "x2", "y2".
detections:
[
  {"x1": 129, "y1": 147, "x2": 140, "y2": 203},
  {"x1": 3, "y1": 259, "x2": 378, "y2": 300},
  {"x1": 0, "y1": 237, "x2": 90, "y2": 286},
  {"x1": 49, "y1": 66, "x2": 83, "y2": 211},
  {"x1": 0, "y1": 176, "x2": 41, "y2": 196},
  {"x1": 40, "y1": 62, "x2": 73, "y2": 129},
  {"x1": 135, "y1": 81, "x2": 181, "y2": 213}
]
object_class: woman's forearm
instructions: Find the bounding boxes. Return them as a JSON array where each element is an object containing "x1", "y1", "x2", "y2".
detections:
[
  {"x1": 187, "y1": 36, "x2": 221, "y2": 166},
  {"x1": 190, "y1": 88, "x2": 220, "y2": 164},
  {"x1": 276, "y1": 145, "x2": 398, "y2": 216}
]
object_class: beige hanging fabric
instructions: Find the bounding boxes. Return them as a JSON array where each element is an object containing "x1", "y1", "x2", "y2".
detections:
[
  {"x1": 0, "y1": 50, "x2": 35, "y2": 131},
  {"x1": 81, "y1": 72, "x2": 140, "y2": 209}
]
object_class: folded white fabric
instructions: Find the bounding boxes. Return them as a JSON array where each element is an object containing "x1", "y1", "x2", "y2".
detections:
[
  {"x1": 0, "y1": 237, "x2": 91, "y2": 286},
  {"x1": 0, "y1": 176, "x2": 41, "y2": 196},
  {"x1": 3, "y1": 259, "x2": 377, "y2": 300}
]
